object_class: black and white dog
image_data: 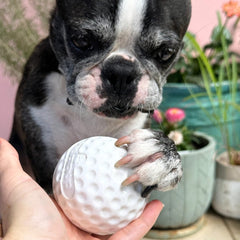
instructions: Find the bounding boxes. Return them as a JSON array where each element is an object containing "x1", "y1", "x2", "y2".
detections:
[{"x1": 10, "y1": 0, "x2": 191, "y2": 196}]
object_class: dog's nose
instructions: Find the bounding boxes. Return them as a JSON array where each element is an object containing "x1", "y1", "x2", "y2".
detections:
[{"x1": 101, "y1": 56, "x2": 139, "y2": 93}]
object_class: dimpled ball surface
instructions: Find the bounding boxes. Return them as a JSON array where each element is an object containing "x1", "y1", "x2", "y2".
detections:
[{"x1": 53, "y1": 136, "x2": 147, "y2": 235}]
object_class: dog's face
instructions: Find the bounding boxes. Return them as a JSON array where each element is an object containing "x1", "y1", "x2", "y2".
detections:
[{"x1": 50, "y1": 0, "x2": 191, "y2": 118}]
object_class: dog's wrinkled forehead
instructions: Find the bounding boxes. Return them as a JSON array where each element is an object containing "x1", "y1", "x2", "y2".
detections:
[
  {"x1": 51, "y1": 0, "x2": 191, "y2": 117},
  {"x1": 56, "y1": 0, "x2": 191, "y2": 43}
]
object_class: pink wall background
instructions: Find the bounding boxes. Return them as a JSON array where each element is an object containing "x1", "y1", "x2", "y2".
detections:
[{"x1": 0, "y1": 0, "x2": 239, "y2": 139}]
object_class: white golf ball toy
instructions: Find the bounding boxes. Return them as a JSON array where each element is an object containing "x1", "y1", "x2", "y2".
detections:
[{"x1": 53, "y1": 136, "x2": 147, "y2": 235}]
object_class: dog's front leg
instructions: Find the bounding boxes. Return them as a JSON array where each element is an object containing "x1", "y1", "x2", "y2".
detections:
[{"x1": 115, "y1": 129, "x2": 182, "y2": 197}]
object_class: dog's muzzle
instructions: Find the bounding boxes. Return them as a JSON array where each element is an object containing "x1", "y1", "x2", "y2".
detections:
[
  {"x1": 93, "y1": 55, "x2": 142, "y2": 118},
  {"x1": 101, "y1": 55, "x2": 140, "y2": 94}
]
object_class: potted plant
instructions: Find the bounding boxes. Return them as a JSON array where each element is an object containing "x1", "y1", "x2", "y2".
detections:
[
  {"x1": 181, "y1": 3, "x2": 240, "y2": 220},
  {"x1": 146, "y1": 108, "x2": 216, "y2": 239},
  {"x1": 186, "y1": 36, "x2": 240, "y2": 220},
  {"x1": 212, "y1": 150, "x2": 240, "y2": 219},
  {"x1": 159, "y1": 1, "x2": 240, "y2": 152}
]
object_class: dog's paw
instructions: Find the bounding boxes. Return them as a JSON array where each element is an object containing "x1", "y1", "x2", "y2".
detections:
[{"x1": 115, "y1": 129, "x2": 182, "y2": 197}]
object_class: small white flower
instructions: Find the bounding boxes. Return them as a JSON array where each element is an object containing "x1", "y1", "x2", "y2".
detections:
[{"x1": 168, "y1": 130, "x2": 184, "y2": 145}]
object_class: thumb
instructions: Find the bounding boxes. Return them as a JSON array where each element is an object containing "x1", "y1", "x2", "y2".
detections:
[{"x1": 109, "y1": 200, "x2": 163, "y2": 240}]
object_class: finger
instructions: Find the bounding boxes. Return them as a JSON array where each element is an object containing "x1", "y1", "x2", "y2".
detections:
[
  {"x1": 0, "y1": 140, "x2": 66, "y2": 238},
  {"x1": 52, "y1": 198, "x2": 100, "y2": 240},
  {"x1": 0, "y1": 139, "x2": 51, "y2": 215},
  {"x1": 91, "y1": 234, "x2": 111, "y2": 240},
  {"x1": 109, "y1": 200, "x2": 163, "y2": 240},
  {"x1": 0, "y1": 138, "x2": 22, "y2": 171},
  {"x1": 0, "y1": 138, "x2": 29, "y2": 208},
  {"x1": 0, "y1": 138, "x2": 38, "y2": 215}
]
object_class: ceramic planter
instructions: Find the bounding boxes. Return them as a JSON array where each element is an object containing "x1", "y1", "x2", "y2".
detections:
[
  {"x1": 149, "y1": 132, "x2": 216, "y2": 229},
  {"x1": 212, "y1": 152, "x2": 240, "y2": 219},
  {"x1": 157, "y1": 82, "x2": 240, "y2": 151}
]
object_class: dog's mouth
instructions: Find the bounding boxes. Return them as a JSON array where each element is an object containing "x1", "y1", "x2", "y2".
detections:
[
  {"x1": 94, "y1": 104, "x2": 153, "y2": 119},
  {"x1": 94, "y1": 105, "x2": 138, "y2": 119},
  {"x1": 67, "y1": 96, "x2": 153, "y2": 119},
  {"x1": 66, "y1": 97, "x2": 138, "y2": 118}
]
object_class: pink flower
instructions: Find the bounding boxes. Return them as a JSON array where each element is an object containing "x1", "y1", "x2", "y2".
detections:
[
  {"x1": 152, "y1": 109, "x2": 163, "y2": 123},
  {"x1": 165, "y1": 108, "x2": 186, "y2": 123}
]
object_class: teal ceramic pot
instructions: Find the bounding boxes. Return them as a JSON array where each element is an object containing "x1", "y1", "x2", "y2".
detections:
[
  {"x1": 157, "y1": 82, "x2": 240, "y2": 152},
  {"x1": 149, "y1": 132, "x2": 216, "y2": 229}
]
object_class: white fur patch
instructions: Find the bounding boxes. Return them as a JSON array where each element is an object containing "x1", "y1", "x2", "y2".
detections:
[
  {"x1": 114, "y1": 0, "x2": 147, "y2": 49},
  {"x1": 133, "y1": 74, "x2": 150, "y2": 107},
  {"x1": 29, "y1": 72, "x2": 148, "y2": 159},
  {"x1": 126, "y1": 129, "x2": 161, "y2": 167},
  {"x1": 75, "y1": 67, "x2": 107, "y2": 109},
  {"x1": 106, "y1": 49, "x2": 137, "y2": 63}
]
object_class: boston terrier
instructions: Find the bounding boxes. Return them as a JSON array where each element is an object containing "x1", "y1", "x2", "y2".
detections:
[{"x1": 10, "y1": 0, "x2": 191, "y2": 197}]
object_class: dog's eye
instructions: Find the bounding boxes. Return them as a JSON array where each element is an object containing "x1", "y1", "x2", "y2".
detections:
[
  {"x1": 71, "y1": 36, "x2": 93, "y2": 51},
  {"x1": 155, "y1": 46, "x2": 177, "y2": 63}
]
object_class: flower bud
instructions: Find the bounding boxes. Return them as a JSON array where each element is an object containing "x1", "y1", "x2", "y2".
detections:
[
  {"x1": 165, "y1": 108, "x2": 185, "y2": 123},
  {"x1": 152, "y1": 109, "x2": 163, "y2": 123}
]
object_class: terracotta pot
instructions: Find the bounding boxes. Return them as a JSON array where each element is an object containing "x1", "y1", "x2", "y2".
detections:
[{"x1": 212, "y1": 152, "x2": 240, "y2": 219}]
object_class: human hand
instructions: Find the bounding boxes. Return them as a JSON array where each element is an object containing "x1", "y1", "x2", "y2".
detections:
[{"x1": 0, "y1": 138, "x2": 163, "y2": 240}]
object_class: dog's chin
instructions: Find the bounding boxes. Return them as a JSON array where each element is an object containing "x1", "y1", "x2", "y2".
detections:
[
  {"x1": 67, "y1": 96, "x2": 153, "y2": 120},
  {"x1": 94, "y1": 107, "x2": 138, "y2": 119},
  {"x1": 93, "y1": 107, "x2": 153, "y2": 120}
]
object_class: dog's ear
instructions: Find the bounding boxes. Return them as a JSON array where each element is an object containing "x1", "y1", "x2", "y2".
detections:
[
  {"x1": 55, "y1": 0, "x2": 89, "y2": 19},
  {"x1": 49, "y1": 5, "x2": 69, "y2": 73},
  {"x1": 55, "y1": 0, "x2": 68, "y2": 14},
  {"x1": 55, "y1": 0, "x2": 86, "y2": 11},
  {"x1": 55, "y1": 0, "x2": 75, "y2": 15}
]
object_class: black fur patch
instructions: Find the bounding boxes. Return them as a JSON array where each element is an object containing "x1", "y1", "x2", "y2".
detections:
[
  {"x1": 141, "y1": 184, "x2": 158, "y2": 198},
  {"x1": 20, "y1": 38, "x2": 59, "y2": 106}
]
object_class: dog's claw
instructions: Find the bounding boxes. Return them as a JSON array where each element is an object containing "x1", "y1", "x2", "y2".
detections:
[
  {"x1": 115, "y1": 154, "x2": 133, "y2": 168},
  {"x1": 147, "y1": 152, "x2": 164, "y2": 162},
  {"x1": 115, "y1": 129, "x2": 182, "y2": 192},
  {"x1": 115, "y1": 136, "x2": 131, "y2": 147},
  {"x1": 121, "y1": 173, "x2": 139, "y2": 186}
]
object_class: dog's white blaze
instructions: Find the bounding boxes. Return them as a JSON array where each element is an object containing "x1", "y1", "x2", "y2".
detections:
[{"x1": 115, "y1": 0, "x2": 147, "y2": 49}]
